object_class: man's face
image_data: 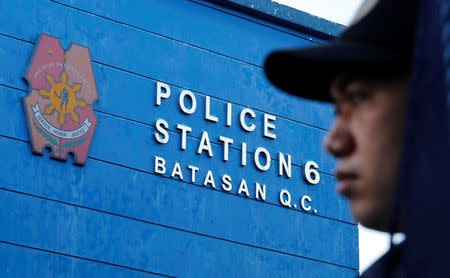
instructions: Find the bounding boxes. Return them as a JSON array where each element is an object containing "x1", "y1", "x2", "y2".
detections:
[{"x1": 325, "y1": 73, "x2": 408, "y2": 231}]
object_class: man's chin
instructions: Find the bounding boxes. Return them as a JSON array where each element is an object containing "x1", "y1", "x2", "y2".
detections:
[{"x1": 351, "y1": 204, "x2": 391, "y2": 232}]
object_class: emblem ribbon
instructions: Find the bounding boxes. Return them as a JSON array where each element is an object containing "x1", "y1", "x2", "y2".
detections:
[{"x1": 32, "y1": 103, "x2": 92, "y2": 139}]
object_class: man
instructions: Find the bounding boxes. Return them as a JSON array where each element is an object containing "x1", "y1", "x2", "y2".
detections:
[
  {"x1": 325, "y1": 72, "x2": 408, "y2": 232},
  {"x1": 264, "y1": 0, "x2": 418, "y2": 276}
]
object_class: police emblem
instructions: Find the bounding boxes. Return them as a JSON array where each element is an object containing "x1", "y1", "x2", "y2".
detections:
[{"x1": 23, "y1": 34, "x2": 98, "y2": 165}]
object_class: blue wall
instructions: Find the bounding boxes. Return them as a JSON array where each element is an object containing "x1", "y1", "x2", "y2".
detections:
[{"x1": 0, "y1": 0, "x2": 358, "y2": 277}]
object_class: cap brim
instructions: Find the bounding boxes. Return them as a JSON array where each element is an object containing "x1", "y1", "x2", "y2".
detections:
[{"x1": 264, "y1": 40, "x2": 408, "y2": 102}]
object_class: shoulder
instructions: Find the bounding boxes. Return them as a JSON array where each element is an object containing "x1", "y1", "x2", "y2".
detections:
[{"x1": 359, "y1": 242, "x2": 405, "y2": 278}]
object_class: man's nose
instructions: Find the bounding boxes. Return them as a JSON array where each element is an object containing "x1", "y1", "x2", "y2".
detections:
[{"x1": 324, "y1": 119, "x2": 355, "y2": 158}]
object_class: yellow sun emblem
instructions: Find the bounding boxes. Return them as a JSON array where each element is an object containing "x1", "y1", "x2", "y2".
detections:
[{"x1": 39, "y1": 72, "x2": 86, "y2": 125}]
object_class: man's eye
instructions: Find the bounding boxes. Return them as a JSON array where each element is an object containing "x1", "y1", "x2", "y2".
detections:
[
  {"x1": 345, "y1": 90, "x2": 369, "y2": 104},
  {"x1": 334, "y1": 90, "x2": 369, "y2": 116}
]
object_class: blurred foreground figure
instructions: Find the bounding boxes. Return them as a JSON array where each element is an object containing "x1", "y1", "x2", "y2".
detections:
[{"x1": 265, "y1": 0, "x2": 450, "y2": 277}]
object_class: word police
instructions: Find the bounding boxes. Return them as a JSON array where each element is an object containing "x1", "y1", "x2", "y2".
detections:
[{"x1": 153, "y1": 82, "x2": 320, "y2": 212}]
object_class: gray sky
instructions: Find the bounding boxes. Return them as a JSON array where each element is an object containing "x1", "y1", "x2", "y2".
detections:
[{"x1": 272, "y1": 0, "x2": 392, "y2": 273}]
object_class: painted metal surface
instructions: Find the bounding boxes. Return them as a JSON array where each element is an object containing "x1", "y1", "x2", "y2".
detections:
[{"x1": 0, "y1": 0, "x2": 358, "y2": 277}]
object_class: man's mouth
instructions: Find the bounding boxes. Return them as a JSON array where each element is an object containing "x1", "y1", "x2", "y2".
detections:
[{"x1": 335, "y1": 168, "x2": 360, "y2": 199}]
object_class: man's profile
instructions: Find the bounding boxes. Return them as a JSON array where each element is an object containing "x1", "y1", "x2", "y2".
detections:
[
  {"x1": 325, "y1": 73, "x2": 408, "y2": 231},
  {"x1": 264, "y1": 0, "x2": 417, "y2": 276}
]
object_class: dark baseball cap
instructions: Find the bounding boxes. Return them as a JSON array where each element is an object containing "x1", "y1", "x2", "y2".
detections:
[{"x1": 264, "y1": 0, "x2": 418, "y2": 102}]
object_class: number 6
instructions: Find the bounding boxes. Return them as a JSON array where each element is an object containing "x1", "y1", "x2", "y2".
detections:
[{"x1": 304, "y1": 161, "x2": 320, "y2": 185}]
